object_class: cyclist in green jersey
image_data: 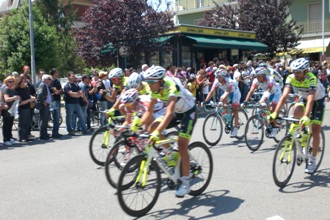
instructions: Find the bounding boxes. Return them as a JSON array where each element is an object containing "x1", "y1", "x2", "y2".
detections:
[
  {"x1": 132, "y1": 66, "x2": 197, "y2": 197},
  {"x1": 269, "y1": 58, "x2": 326, "y2": 174}
]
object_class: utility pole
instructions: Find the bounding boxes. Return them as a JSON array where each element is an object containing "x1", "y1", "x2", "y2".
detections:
[
  {"x1": 29, "y1": 0, "x2": 36, "y2": 85},
  {"x1": 322, "y1": 0, "x2": 325, "y2": 55}
]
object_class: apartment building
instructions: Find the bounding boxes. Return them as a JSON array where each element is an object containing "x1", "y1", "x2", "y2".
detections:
[{"x1": 174, "y1": 0, "x2": 330, "y2": 62}]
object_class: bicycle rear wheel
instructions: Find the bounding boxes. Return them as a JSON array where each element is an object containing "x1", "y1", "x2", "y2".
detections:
[
  {"x1": 188, "y1": 142, "x2": 213, "y2": 196},
  {"x1": 272, "y1": 135, "x2": 296, "y2": 187},
  {"x1": 202, "y1": 113, "x2": 223, "y2": 146},
  {"x1": 305, "y1": 129, "x2": 325, "y2": 172},
  {"x1": 89, "y1": 127, "x2": 120, "y2": 166},
  {"x1": 105, "y1": 141, "x2": 141, "y2": 188},
  {"x1": 117, "y1": 154, "x2": 161, "y2": 217},
  {"x1": 245, "y1": 115, "x2": 264, "y2": 151},
  {"x1": 232, "y1": 109, "x2": 248, "y2": 140}
]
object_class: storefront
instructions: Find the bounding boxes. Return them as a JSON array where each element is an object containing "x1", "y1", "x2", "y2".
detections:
[
  {"x1": 148, "y1": 24, "x2": 267, "y2": 68},
  {"x1": 103, "y1": 24, "x2": 268, "y2": 69}
]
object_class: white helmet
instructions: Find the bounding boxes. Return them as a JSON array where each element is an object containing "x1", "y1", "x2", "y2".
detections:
[
  {"x1": 144, "y1": 65, "x2": 166, "y2": 80},
  {"x1": 258, "y1": 62, "x2": 267, "y2": 68},
  {"x1": 255, "y1": 67, "x2": 267, "y2": 76},
  {"x1": 215, "y1": 69, "x2": 227, "y2": 78},
  {"x1": 108, "y1": 67, "x2": 124, "y2": 79},
  {"x1": 290, "y1": 58, "x2": 309, "y2": 72},
  {"x1": 127, "y1": 72, "x2": 142, "y2": 89},
  {"x1": 120, "y1": 89, "x2": 139, "y2": 104}
]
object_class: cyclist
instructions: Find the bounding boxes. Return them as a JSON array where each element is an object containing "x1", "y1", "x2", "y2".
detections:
[
  {"x1": 119, "y1": 88, "x2": 166, "y2": 130},
  {"x1": 259, "y1": 61, "x2": 284, "y2": 89},
  {"x1": 242, "y1": 67, "x2": 282, "y2": 137},
  {"x1": 126, "y1": 72, "x2": 150, "y2": 95},
  {"x1": 201, "y1": 69, "x2": 241, "y2": 137},
  {"x1": 132, "y1": 65, "x2": 196, "y2": 198},
  {"x1": 106, "y1": 67, "x2": 127, "y2": 118},
  {"x1": 269, "y1": 58, "x2": 326, "y2": 174}
]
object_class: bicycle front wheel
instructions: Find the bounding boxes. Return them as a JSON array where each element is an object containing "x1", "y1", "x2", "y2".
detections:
[
  {"x1": 188, "y1": 142, "x2": 213, "y2": 196},
  {"x1": 89, "y1": 127, "x2": 120, "y2": 166},
  {"x1": 232, "y1": 109, "x2": 249, "y2": 140},
  {"x1": 202, "y1": 113, "x2": 223, "y2": 146},
  {"x1": 305, "y1": 129, "x2": 325, "y2": 173},
  {"x1": 105, "y1": 141, "x2": 141, "y2": 188},
  {"x1": 274, "y1": 110, "x2": 289, "y2": 143},
  {"x1": 117, "y1": 154, "x2": 161, "y2": 217},
  {"x1": 272, "y1": 135, "x2": 296, "y2": 187},
  {"x1": 245, "y1": 115, "x2": 264, "y2": 152}
]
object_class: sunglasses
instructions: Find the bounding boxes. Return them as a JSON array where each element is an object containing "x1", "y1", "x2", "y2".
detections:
[
  {"x1": 7, "y1": 81, "x2": 14, "y2": 83},
  {"x1": 146, "y1": 80, "x2": 159, "y2": 85},
  {"x1": 111, "y1": 77, "x2": 120, "y2": 81},
  {"x1": 293, "y1": 70, "x2": 303, "y2": 74}
]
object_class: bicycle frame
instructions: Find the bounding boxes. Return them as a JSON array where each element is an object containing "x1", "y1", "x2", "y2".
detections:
[{"x1": 134, "y1": 136, "x2": 200, "y2": 187}]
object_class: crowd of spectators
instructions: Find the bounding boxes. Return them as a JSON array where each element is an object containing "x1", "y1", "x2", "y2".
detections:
[{"x1": 1, "y1": 57, "x2": 329, "y2": 146}]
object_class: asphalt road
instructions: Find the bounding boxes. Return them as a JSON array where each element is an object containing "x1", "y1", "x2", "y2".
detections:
[{"x1": 1, "y1": 105, "x2": 330, "y2": 220}]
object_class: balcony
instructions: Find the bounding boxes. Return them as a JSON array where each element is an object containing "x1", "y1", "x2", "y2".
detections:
[
  {"x1": 174, "y1": 0, "x2": 237, "y2": 11},
  {"x1": 298, "y1": 19, "x2": 330, "y2": 35}
]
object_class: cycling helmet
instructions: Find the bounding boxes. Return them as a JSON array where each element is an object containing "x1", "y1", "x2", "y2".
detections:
[
  {"x1": 255, "y1": 67, "x2": 267, "y2": 76},
  {"x1": 215, "y1": 69, "x2": 227, "y2": 78},
  {"x1": 127, "y1": 72, "x2": 142, "y2": 89},
  {"x1": 120, "y1": 89, "x2": 139, "y2": 104},
  {"x1": 144, "y1": 65, "x2": 166, "y2": 80},
  {"x1": 258, "y1": 62, "x2": 267, "y2": 68},
  {"x1": 290, "y1": 58, "x2": 309, "y2": 72},
  {"x1": 108, "y1": 67, "x2": 124, "y2": 79}
]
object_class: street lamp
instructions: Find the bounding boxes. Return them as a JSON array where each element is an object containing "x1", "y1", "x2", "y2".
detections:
[{"x1": 28, "y1": 0, "x2": 36, "y2": 85}]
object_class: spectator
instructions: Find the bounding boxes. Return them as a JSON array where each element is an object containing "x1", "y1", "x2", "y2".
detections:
[
  {"x1": 15, "y1": 76, "x2": 35, "y2": 142},
  {"x1": 50, "y1": 68, "x2": 63, "y2": 138},
  {"x1": 35, "y1": 69, "x2": 46, "y2": 88},
  {"x1": 63, "y1": 71, "x2": 87, "y2": 135},
  {"x1": 97, "y1": 71, "x2": 109, "y2": 127},
  {"x1": 78, "y1": 75, "x2": 90, "y2": 131},
  {"x1": 24, "y1": 74, "x2": 36, "y2": 139},
  {"x1": 36, "y1": 74, "x2": 53, "y2": 140},
  {"x1": 23, "y1": 65, "x2": 30, "y2": 75},
  {"x1": 312, "y1": 61, "x2": 320, "y2": 76},
  {"x1": 2, "y1": 76, "x2": 20, "y2": 146},
  {"x1": 165, "y1": 65, "x2": 175, "y2": 77},
  {"x1": 140, "y1": 64, "x2": 149, "y2": 79}
]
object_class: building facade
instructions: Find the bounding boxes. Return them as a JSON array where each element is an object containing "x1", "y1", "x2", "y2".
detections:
[{"x1": 173, "y1": 0, "x2": 330, "y2": 62}]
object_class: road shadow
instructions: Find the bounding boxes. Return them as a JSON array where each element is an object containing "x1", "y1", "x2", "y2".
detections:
[
  {"x1": 210, "y1": 139, "x2": 246, "y2": 149},
  {"x1": 322, "y1": 125, "x2": 330, "y2": 131},
  {"x1": 249, "y1": 144, "x2": 277, "y2": 154},
  {"x1": 278, "y1": 168, "x2": 330, "y2": 193},
  {"x1": 145, "y1": 190, "x2": 244, "y2": 220}
]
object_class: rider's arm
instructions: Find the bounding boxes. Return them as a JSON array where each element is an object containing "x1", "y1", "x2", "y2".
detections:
[
  {"x1": 141, "y1": 98, "x2": 156, "y2": 125},
  {"x1": 109, "y1": 88, "x2": 127, "y2": 109},
  {"x1": 204, "y1": 86, "x2": 216, "y2": 103},
  {"x1": 274, "y1": 86, "x2": 290, "y2": 114},
  {"x1": 153, "y1": 96, "x2": 176, "y2": 133},
  {"x1": 244, "y1": 84, "x2": 257, "y2": 103},
  {"x1": 304, "y1": 90, "x2": 316, "y2": 118}
]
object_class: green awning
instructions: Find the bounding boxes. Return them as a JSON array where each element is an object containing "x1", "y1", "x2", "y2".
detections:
[
  {"x1": 102, "y1": 36, "x2": 173, "y2": 54},
  {"x1": 184, "y1": 35, "x2": 268, "y2": 50}
]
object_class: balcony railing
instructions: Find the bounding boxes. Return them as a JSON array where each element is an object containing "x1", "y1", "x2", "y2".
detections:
[
  {"x1": 298, "y1": 19, "x2": 330, "y2": 34},
  {"x1": 174, "y1": 0, "x2": 237, "y2": 11}
]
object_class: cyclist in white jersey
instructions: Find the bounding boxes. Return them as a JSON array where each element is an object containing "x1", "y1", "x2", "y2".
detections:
[
  {"x1": 118, "y1": 89, "x2": 166, "y2": 129},
  {"x1": 202, "y1": 69, "x2": 241, "y2": 137},
  {"x1": 259, "y1": 62, "x2": 284, "y2": 89},
  {"x1": 242, "y1": 67, "x2": 282, "y2": 137}
]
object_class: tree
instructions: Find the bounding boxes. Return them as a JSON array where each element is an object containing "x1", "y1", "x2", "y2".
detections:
[
  {"x1": 0, "y1": 3, "x2": 60, "y2": 77},
  {"x1": 35, "y1": 0, "x2": 86, "y2": 75},
  {"x1": 197, "y1": 0, "x2": 303, "y2": 58},
  {"x1": 75, "y1": 0, "x2": 175, "y2": 67}
]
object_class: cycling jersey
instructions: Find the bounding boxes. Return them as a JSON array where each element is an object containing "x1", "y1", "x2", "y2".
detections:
[
  {"x1": 138, "y1": 81, "x2": 150, "y2": 95},
  {"x1": 212, "y1": 77, "x2": 241, "y2": 104},
  {"x1": 149, "y1": 77, "x2": 195, "y2": 113},
  {"x1": 112, "y1": 76, "x2": 128, "y2": 93},
  {"x1": 269, "y1": 68, "x2": 284, "y2": 89},
  {"x1": 251, "y1": 75, "x2": 281, "y2": 94},
  {"x1": 285, "y1": 72, "x2": 325, "y2": 100},
  {"x1": 125, "y1": 95, "x2": 166, "y2": 119}
]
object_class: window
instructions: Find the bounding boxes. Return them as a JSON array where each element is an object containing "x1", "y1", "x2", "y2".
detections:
[
  {"x1": 196, "y1": 0, "x2": 204, "y2": 8},
  {"x1": 308, "y1": 3, "x2": 322, "y2": 33}
]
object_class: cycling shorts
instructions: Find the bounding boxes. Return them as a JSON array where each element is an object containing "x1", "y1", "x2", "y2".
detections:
[
  {"x1": 164, "y1": 106, "x2": 197, "y2": 140},
  {"x1": 296, "y1": 97, "x2": 325, "y2": 125}
]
